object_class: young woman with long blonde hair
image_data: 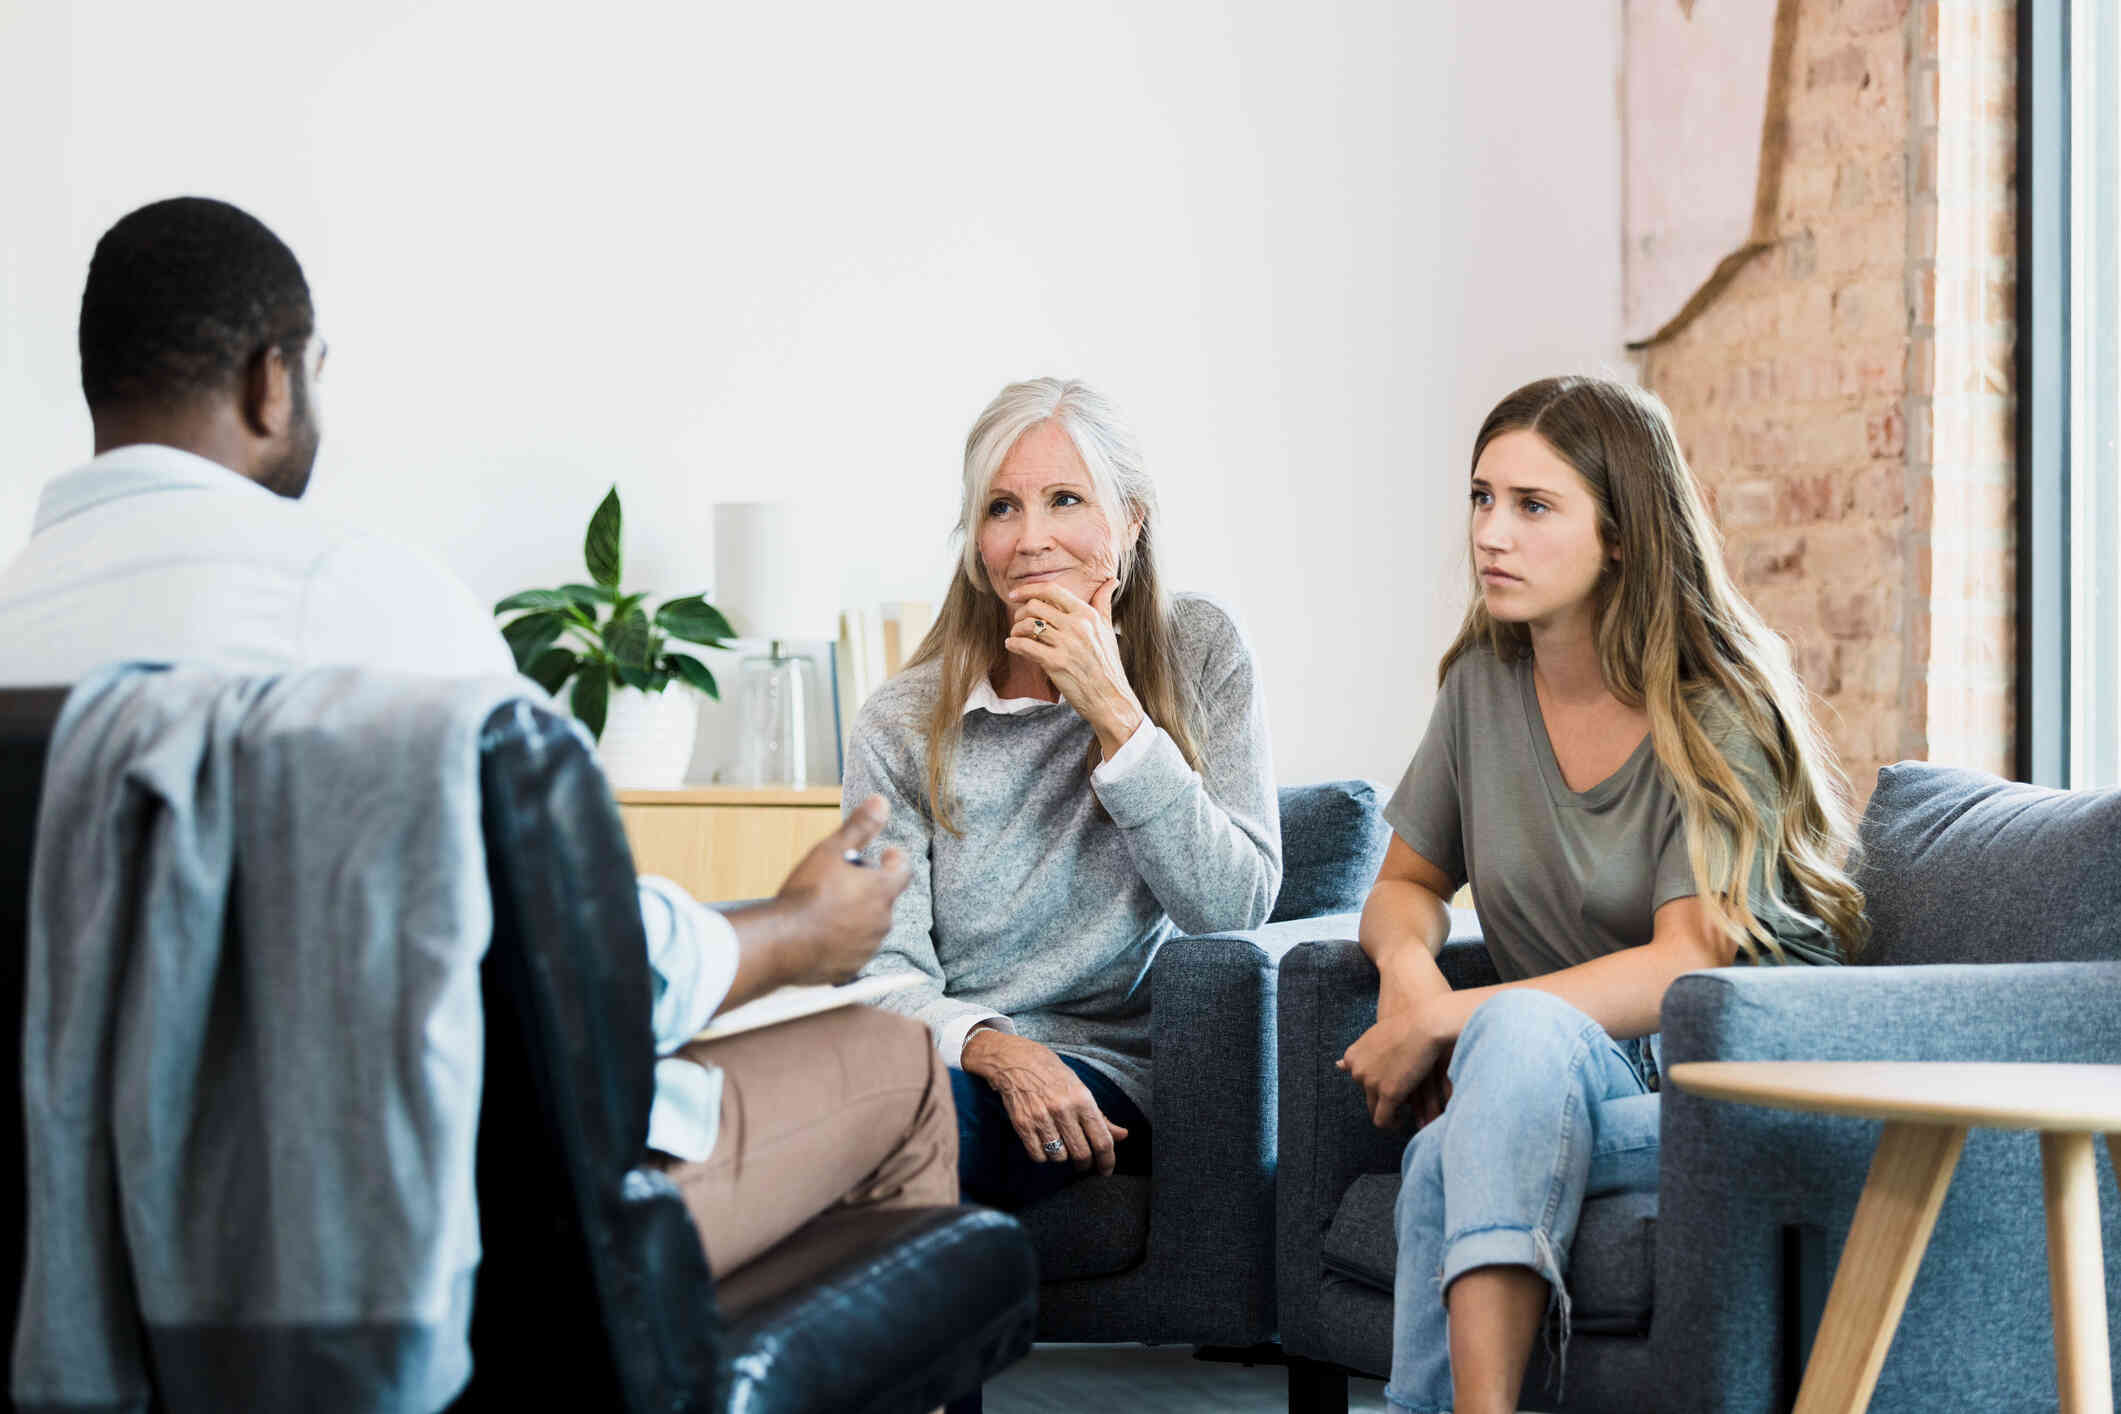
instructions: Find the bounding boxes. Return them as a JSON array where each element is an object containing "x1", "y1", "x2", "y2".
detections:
[{"x1": 1339, "y1": 376, "x2": 1865, "y2": 1414}]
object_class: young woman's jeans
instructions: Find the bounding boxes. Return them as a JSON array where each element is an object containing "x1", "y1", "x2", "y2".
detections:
[
  {"x1": 949, "y1": 1053, "x2": 1152, "y2": 1210},
  {"x1": 1385, "y1": 990, "x2": 1661, "y2": 1414}
]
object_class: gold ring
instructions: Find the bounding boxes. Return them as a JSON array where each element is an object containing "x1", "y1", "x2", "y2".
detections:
[{"x1": 1030, "y1": 618, "x2": 1048, "y2": 637}]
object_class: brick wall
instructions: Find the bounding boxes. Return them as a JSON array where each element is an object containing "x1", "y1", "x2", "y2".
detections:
[{"x1": 1637, "y1": 0, "x2": 2017, "y2": 798}]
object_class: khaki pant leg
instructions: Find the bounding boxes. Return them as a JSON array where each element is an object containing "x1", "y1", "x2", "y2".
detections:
[{"x1": 660, "y1": 1004, "x2": 956, "y2": 1278}]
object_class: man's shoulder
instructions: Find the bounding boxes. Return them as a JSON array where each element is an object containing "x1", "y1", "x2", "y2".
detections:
[
  {"x1": 308, "y1": 526, "x2": 481, "y2": 593},
  {"x1": 0, "y1": 460, "x2": 513, "y2": 683},
  {"x1": 0, "y1": 465, "x2": 347, "y2": 608},
  {"x1": 300, "y1": 532, "x2": 514, "y2": 676}
]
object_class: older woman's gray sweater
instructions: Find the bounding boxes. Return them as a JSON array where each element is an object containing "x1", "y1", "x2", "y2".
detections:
[{"x1": 845, "y1": 592, "x2": 1281, "y2": 1114}]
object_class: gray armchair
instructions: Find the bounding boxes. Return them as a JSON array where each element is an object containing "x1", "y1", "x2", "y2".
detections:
[
  {"x1": 1022, "y1": 780, "x2": 1391, "y2": 1349},
  {"x1": 1277, "y1": 762, "x2": 2121, "y2": 1413}
]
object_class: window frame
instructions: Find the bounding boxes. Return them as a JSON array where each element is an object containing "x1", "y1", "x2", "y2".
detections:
[{"x1": 2017, "y1": 0, "x2": 2072, "y2": 786}]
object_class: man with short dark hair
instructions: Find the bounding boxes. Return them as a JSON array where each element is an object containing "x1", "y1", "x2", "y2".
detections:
[
  {"x1": 0, "y1": 196, "x2": 507, "y2": 678},
  {"x1": 78, "y1": 194, "x2": 321, "y2": 497},
  {"x1": 0, "y1": 200, "x2": 953, "y2": 1373}
]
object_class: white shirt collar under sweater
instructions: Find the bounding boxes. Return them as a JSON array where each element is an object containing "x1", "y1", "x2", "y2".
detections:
[{"x1": 961, "y1": 675, "x2": 1071, "y2": 717}]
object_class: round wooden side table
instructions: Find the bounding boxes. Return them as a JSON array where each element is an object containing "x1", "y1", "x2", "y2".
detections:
[{"x1": 1667, "y1": 1060, "x2": 2121, "y2": 1414}]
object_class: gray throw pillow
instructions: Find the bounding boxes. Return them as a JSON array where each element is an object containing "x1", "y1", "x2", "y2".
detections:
[{"x1": 1855, "y1": 762, "x2": 2121, "y2": 967}]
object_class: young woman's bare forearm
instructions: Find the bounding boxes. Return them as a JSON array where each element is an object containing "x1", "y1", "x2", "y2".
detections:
[{"x1": 1430, "y1": 899, "x2": 1733, "y2": 1041}]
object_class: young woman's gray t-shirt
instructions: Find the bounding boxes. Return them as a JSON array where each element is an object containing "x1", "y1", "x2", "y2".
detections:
[{"x1": 1385, "y1": 645, "x2": 1838, "y2": 979}]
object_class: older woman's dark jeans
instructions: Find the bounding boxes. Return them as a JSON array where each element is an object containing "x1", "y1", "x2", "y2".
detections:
[{"x1": 949, "y1": 1056, "x2": 1152, "y2": 1209}]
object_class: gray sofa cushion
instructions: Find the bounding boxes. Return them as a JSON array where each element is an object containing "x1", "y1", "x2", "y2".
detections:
[
  {"x1": 1271, "y1": 781, "x2": 1390, "y2": 924},
  {"x1": 1320, "y1": 1174, "x2": 1658, "y2": 1335},
  {"x1": 1857, "y1": 762, "x2": 2121, "y2": 966},
  {"x1": 1012, "y1": 1175, "x2": 1151, "y2": 1283}
]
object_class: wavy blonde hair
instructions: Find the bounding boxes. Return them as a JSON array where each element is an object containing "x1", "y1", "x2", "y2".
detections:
[
  {"x1": 905, "y1": 377, "x2": 1202, "y2": 833},
  {"x1": 1440, "y1": 376, "x2": 1868, "y2": 958}
]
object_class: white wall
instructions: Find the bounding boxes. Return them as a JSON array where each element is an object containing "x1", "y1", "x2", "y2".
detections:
[{"x1": 0, "y1": 0, "x2": 1625, "y2": 787}]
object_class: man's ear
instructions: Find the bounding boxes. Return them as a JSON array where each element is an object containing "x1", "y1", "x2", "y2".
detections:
[{"x1": 242, "y1": 345, "x2": 294, "y2": 439}]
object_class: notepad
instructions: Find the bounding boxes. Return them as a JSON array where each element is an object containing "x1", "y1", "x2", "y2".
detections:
[{"x1": 691, "y1": 971, "x2": 925, "y2": 1041}]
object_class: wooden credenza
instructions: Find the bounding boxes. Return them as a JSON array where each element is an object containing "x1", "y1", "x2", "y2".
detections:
[{"x1": 614, "y1": 786, "x2": 843, "y2": 902}]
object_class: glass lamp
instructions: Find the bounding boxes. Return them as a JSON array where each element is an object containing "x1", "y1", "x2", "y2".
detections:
[{"x1": 712, "y1": 502, "x2": 839, "y2": 787}]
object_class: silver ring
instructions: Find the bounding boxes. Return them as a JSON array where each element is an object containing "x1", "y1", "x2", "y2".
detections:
[
  {"x1": 1042, "y1": 1138, "x2": 1066, "y2": 1158},
  {"x1": 1030, "y1": 618, "x2": 1049, "y2": 638}
]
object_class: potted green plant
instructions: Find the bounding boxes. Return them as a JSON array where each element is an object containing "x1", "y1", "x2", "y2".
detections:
[{"x1": 494, "y1": 486, "x2": 736, "y2": 787}]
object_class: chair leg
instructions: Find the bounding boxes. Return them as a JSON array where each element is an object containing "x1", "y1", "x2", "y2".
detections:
[
  {"x1": 1287, "y1": 1357, "x2": 1349, "y2": 1414},
  {"x1": 2040, "y1": 1133, "x2": 2113, "y2": 1414},
  {"x1": 1194, "y1": 1342, "x2": 1288, "y2": 1367}
]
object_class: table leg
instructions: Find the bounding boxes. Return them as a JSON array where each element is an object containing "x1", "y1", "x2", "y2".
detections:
[
  {"x1": 2041, "y1": 1133, "x2": 2113, "y2": 1414},
  {"x1": 1792, "y1": 1121, "x2": 1966, "y2": 1414}
]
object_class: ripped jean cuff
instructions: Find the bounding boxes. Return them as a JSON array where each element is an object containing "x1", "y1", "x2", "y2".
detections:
[
  {"x1": 1441, "y1": 1223, "x2": 1577, "y2": 1395},
  {"x1": 1439, "y1": 1223, "x2": 1568, "y2": 1302}
]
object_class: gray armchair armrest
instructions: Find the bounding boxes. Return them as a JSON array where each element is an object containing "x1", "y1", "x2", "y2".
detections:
[
  {"x1": 1663, "y1": 959, "x2": 2121, "y2": 1067},
  {"x1": 1654, "y1": 961, "x2": 2121, "y2": 1412},
  {"x1": 1273, "y1": 913, "x2": 1485, "y2": 1357},
  {"x1": 1109, "y1": 912, "x2": 1363, "y2": 1343}
]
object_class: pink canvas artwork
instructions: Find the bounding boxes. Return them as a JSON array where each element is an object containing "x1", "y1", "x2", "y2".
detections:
[{"x1": 1624, "y1": 0, "x2": 1795, "y2": 346}]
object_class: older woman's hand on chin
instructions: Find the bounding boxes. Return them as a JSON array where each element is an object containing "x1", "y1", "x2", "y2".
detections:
[
  {"x1": 960, "y1": 1028, "x2": 1131, "y2": 1174},
  {"x1": 1004, "y1": 578, "x2": 1145, "y2": 762}
]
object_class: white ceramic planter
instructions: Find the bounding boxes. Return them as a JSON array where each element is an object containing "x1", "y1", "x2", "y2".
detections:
[{"x1": 595, "y1": 686, "x2": 699, "y2": 789}]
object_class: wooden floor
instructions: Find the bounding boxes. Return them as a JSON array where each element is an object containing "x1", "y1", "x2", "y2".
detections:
[{"x1": 987, "y1": 1344, "x2": 1393, "y2": 1413}]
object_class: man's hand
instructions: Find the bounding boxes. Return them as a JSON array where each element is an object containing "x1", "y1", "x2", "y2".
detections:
[
  {"x1": 961, "y1": 1030, "x2": 1130, "y2": 1174},
  {"x1": 774, "y1": 795, "x2": 911, "y2": 984},
  {"x1": 719, "y1": 796, "x2": 910, "y2": 1011}
]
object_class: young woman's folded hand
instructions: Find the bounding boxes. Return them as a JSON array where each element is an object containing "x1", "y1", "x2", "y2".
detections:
[{"x1": 1339, "y1": 1008, "x2": 1455, "y2": 1132}]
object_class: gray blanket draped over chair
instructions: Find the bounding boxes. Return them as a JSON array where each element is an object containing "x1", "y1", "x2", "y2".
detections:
[{"x1": 14, "y1": 664, "x2": 530, "y2": 1414}]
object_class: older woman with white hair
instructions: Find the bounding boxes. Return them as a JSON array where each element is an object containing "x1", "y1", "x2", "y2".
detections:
[{"x1": 846, "y1": 377, "x2": 1281, "y2": 1209}]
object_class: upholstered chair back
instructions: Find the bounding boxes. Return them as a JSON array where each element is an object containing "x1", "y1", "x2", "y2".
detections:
[
  {"x1": 1270, "y1": 780, "x2": 1392, "y2": 923},
  {"x1": 1854, "y1": 762, "x2": 2121, "y2": 968}
]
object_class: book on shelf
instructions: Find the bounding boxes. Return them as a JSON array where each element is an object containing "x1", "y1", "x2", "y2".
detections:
[
  {"x1": 835, "y1": 608, "x2": 876, "y2": 755},
  {"x1": 833, "y1": 601, "x2": 936, "y2": 757},
  {"x1": 881, "y1": 600, "x2": 935, "y2": 675}
]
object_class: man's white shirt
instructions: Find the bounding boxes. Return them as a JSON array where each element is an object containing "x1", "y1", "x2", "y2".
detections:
[
  {"x1": 0, "y1": 443, "x2": 739, "y2": 1158},
  {"x1": 0, "y1": 444, "x2": 518, "y2": 683}
]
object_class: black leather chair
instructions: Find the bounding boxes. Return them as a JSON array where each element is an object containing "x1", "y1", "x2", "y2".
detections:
[{"x1": 0, "y1": 686, "x2": 1038, "y2": 1414}]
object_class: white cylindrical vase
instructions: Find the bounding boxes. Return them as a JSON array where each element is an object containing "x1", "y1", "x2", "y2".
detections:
[{"x1": 595, "y1": 686, "x2": 700, "y2": 789}]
